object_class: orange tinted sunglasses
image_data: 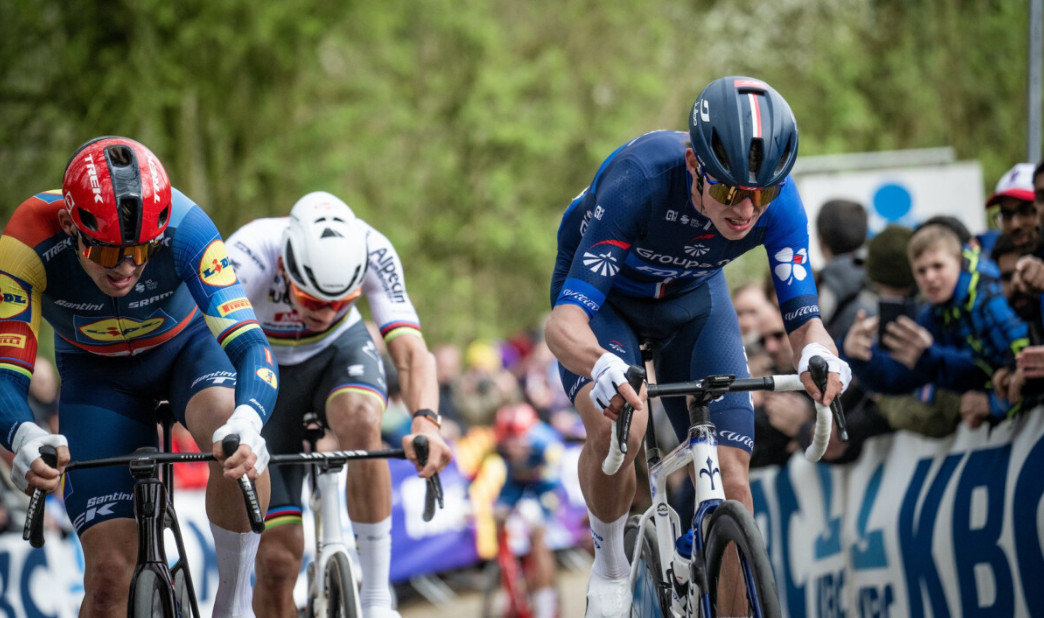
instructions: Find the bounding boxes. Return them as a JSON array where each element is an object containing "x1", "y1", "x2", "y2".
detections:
[
  {"x1": 288, "y1": 280, "x2": 360, "y2": 312},
  {"x1": 78, "y1": 231, "x2": 160, "y2": 268}
]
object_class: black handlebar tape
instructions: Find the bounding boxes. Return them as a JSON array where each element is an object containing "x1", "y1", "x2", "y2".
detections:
[
  {"x1": 413, "y1": 435, "x2": 444, "y2": 522},
  {"x1": 23, "y1": 446, "x2": 58, "y2": 548},
  {"x1": 615, "y1": 365, "x2": 648, "y2": 455},
  {"x1": 809, "y1": 355, "x2": 849, "y2": 442},
  {"x1": 221, "y1": 435, "x2": 266, "y2": 534}
]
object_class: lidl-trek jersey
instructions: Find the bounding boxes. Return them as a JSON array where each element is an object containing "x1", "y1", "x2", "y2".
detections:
[
  {"x1": 0, "y1": 189, "x2": 279, "y2": 449},
  {"x1": 551, "y1": 130, "x2": 820, "y2": 331},
  {"x1": 226, "y1": 217, "x2": 423, "y2": 365}
]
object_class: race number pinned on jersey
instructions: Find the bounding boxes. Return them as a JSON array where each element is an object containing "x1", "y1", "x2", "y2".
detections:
[{"x1": 199, "y1": 240, "x2": 238, "y2": 287}]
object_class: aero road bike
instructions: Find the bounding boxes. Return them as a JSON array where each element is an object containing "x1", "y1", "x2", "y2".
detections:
[
  {"x1": 267, "y1": 412, "x2": 444, "y2": 618},
  {"x1": 23, "y1": 401, "x2": 266, "y2": 618},
  {"x1": 603, "y1": 350, "x2": 847, "y2": 618}
]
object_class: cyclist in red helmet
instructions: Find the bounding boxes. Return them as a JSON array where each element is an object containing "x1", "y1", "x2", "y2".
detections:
[
  {"x1": 490, "y1": 402, "x2": 565, "y2": 618},
  {"x1": 546, "y1": 77, "x2": 849, "y2": 616},
  {"x1": 0, "y1": 136, "x2": 279, "y2": 617}
]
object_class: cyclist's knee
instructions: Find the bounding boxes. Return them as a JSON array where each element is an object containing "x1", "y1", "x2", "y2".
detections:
[
  {"x1": 256, "y1": 530, "x2": 305, "y2": 583},
  {"x1": 83, "y1": 551, "x2": 134, "y2": 610},
  {"x1": 326, "y1": 392, "x2": 383, "y2": 446}
]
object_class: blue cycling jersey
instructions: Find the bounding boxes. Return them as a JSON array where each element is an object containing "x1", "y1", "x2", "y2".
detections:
[
  {"x1": 551, "y1": 130, "x2": 820, "y2": 331},
  {"x1": 0, "y1": 188, "x2": 279, "y2": 449}
]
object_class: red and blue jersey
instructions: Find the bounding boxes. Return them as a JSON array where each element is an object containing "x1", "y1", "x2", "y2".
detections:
[
  {"x1": 551, "y1": 130, "x2": 820, "y2": 332},
  {"x1": 0, "y1": 188, "x2": 279, "y2": 449}
]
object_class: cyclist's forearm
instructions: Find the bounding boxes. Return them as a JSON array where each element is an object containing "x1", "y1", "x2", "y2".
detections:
[
  {"x1": 388, "y1": 333, "x2": 439, "y2": 413},
  {"x1": 545, "y1": 304, "x2": 604, "y2": 378},
  {"x1": 787, "y1": 318, "x2": 838, "y2": 371}
]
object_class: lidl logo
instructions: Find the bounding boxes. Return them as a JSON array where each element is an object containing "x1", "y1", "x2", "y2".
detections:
[
  {"x1": 0, "y1": 274, "x2": 29, "y2": 319},
  {"x1": 0, "y1": 334, "x2": 26, "y2": 349},
  {"x1": 199, "y1": 241, "x2": 237, "y2": 287},
  {"x1": 79, "y1": 317, "x2": 166, "y2": 342},
  {"x1": 256, "y1": 367, "x2": 278, "y2": 389},
  {"x1": 218, "y1": 298, "x2": 252, "y2": 316}
]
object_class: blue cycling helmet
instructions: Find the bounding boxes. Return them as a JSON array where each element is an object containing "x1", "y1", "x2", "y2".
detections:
[{"x1": 688, "y1": 76, "x2": 798, "y2": 188}]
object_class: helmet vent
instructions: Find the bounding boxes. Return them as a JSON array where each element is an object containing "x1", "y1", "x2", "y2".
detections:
[
  {"x1": 748, "y1": 140, "x2": 764, "y2": 184},
  {"x1": 711, "y1": 131, "x2": 731, "y2": 173},
  {"x1": 157, "y1": 205, "x2": 170, "y2": 228},
  {"x1": 320, "y1": 228, "x2": 343, "y2": 239},
  {"x1": 106, "y1": 145, "x2": 134, "y2": 166},
  {"x1": 78, "y1": 208, "x2": 99, "y2": 232},
  {"x1": 773, "y1": 139, "x2": 793, "y2": 177}
]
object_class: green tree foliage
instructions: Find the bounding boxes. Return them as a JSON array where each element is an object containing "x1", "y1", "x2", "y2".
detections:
[{"x1": 1, "y1": 0, "x2": 1037, "y2": 345}]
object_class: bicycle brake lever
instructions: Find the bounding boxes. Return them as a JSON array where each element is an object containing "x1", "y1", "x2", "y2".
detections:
[
  {"x1": 809, "y1": 356, "x2": 848, "y2": 442},
  {"x1": 221, "y1": 435, "x2": 266, "y2": 534},
  {"x1": 22, "y1": 446, "x2": 58, "y2": 549},
  {"x1": 615, "y1": 365, "x2": 647, "y2": 455},
  {"x1": 412, "y1": 435, "x2": 444, "y2": 522}
]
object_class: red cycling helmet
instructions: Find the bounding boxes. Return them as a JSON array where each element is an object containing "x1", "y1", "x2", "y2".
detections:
[
  {"x1": 494, "y1": 403, "x2": 539, "y2": 441},
  {"x1": 62, "y1": 136, "x2": 172, "y2": 246}
]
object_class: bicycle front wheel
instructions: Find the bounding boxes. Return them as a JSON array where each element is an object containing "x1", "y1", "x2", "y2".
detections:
[
  {"x1": 624, "y1": 514, "x2": 672, "y2": 618},
  {"x1": 325, "y1": 552, "x2": 363, "y2": 618},
  {"x1": 702, "y1": 500, "x2": 781, "y2": 618},
  {"x1": 130, "y1": 569, "x2": 178, "y2": 618}
]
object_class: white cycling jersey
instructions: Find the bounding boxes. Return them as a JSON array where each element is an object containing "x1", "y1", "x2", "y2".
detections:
[{"x1": 226, "y1": 216, "x2": 422, "y2": 366}]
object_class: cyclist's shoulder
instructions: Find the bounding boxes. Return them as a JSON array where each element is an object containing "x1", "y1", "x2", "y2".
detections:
[
  {"x1": 5, "y1": 192, "x2": 65, "y2": 243},
  {"x1": 608, "y1": 130, "x2": 688, "y2": 176}
]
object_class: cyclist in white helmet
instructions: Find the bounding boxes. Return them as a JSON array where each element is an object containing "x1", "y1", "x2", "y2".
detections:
[{"x1": 227, "y1": 191, "x2": 453, "y2": 618}]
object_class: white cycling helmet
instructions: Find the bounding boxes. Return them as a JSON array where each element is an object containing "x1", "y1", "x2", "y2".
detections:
[{"x1": 281, "y1": 191, "x2": 369, "y2": 302}]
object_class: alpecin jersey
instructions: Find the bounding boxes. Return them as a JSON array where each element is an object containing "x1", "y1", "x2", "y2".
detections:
[
  {"x1": 226, "y1": 217, "x2": 423, "y2": 366},
  {"x1": 551, "y1": 130, "x2": 820, "y2": 332},
  {"x1": 0, "y1": 188, "x2": 279, "y2": 450}
]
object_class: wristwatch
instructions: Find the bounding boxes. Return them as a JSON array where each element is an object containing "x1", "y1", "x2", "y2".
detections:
[{"x1": 412, "y1": 408, "x2": 442, "y2": 429}]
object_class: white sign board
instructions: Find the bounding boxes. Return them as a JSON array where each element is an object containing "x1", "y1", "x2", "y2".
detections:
[{"x1": 794, "y1": 161, "x2": 986, "y2": 270}]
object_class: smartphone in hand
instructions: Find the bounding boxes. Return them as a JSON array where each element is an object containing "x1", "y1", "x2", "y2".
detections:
[{"x1": 877, "y1": 298, "x2": 917, "y2": 349}]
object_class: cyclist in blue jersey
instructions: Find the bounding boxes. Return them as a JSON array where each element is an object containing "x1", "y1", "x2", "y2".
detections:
[
  {"x1": 544, "y1": 77, "x2": 851, "y2": 617},
  {"x1": 0, "y1": 136, "x2": 279, "y2": 617}
]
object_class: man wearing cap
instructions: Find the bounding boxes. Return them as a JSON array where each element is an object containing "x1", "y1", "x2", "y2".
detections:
[{"x1": 986, "y1": 163, "x2": 1044, "y2": 295}]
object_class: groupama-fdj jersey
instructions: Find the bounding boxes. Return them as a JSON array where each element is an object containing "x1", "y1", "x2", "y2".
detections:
[
  {"x1": 0, "y1": 188, "x2": 279, "y2": 452},
  {"x1": 550, "y1": 130, "x2": 821, "y2": 451}
]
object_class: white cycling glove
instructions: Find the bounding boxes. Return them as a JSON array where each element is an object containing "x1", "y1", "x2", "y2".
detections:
[
  {"x1": 212, "y1": 405, "x2": 269, "y2": 475},
  {"x1": 11, "y1": 422, "x2": 68, "y2": 493},
  {"x1": 589, "y1": 352, "x2": 630, "y2": 410},
  {"x1": 797, "y1": 343, "x2": 852, "y2": 393}
]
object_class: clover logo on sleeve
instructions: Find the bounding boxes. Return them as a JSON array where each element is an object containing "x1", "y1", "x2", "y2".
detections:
[{"x1": 772, "y1": 247, "x2": 808, "y2": 285}]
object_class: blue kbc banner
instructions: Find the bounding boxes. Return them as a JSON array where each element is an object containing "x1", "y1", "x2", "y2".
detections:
[{"x1": 750, "y1": 407, "x2": 1044, "y2": 617}]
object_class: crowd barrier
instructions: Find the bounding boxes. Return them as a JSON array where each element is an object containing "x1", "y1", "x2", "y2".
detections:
[{"x1": 750, "y1": 407, "x2": 1044, "y2": 617}]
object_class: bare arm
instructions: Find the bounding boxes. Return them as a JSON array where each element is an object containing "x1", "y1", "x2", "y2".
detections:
[{"x1": 387, "y1": 334, "x2": 451, "y2": 476}]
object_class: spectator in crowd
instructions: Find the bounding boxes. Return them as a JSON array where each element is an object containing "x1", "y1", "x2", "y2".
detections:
[
  {"x1": 732, "y1": 282, "x2": 774, "y2": 348},
  {"x1": 992, "y1": 233, "x2": 1044, "y2": 343},
  {"x1": 457, "y1": 340, "x2": 521, "y2": 426},
  {"x1": 816, "y1": 199, "x2": 874, "y2": 339},
  {"x1": 988, "y1": 163, "x2": 1041, "y2": 257},
  {"x1": 432, "y1": 343, "x2": 467, "y2": 438},
  {"x1": 842, "y1": 223, "x2": 1029, "y2": 429}
]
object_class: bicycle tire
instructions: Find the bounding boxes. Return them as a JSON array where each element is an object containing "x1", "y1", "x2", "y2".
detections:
[
  {"x1": 624, "y1": 514, "x2": 672, "y2": 618},
  {"x1": 130, "y1": 569, "x2": 177, "y2": 618},
  {"x1": 173, "y1": 568, "x2": 193, "y2": 618},
  {"x1": 325, "y1": 552, "x2": 363, "y2": 618},
  {"x1": 702, "y1": 500, "x2": 781, "y2": 618}
]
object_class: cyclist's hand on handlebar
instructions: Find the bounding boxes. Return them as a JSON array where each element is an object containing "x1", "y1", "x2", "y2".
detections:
[
  {"x1": 589, "y1": 352, "x2": 643, "y2": 419},
  {"x1": 403, "y1": 430, "x2": 452, "y2": 479},
  {"x1": 11, "y1": 423, "x2": 69, "y2": 494},
  {"x1": 212, "y1": 405, "x2": 269, "y2": 480},
  {"x1": 797, "y1": 344, "x2": 850, "y2": 406}
]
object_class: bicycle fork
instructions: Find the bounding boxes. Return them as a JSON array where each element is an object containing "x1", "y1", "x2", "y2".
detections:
[{"x1": 310, "y1": 464, "x2": 354, "y2": 615}]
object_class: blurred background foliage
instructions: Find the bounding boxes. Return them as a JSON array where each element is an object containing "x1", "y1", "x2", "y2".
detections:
[{"x1": 1, "y1": 0, "x2": 1038, "y2": 346}]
